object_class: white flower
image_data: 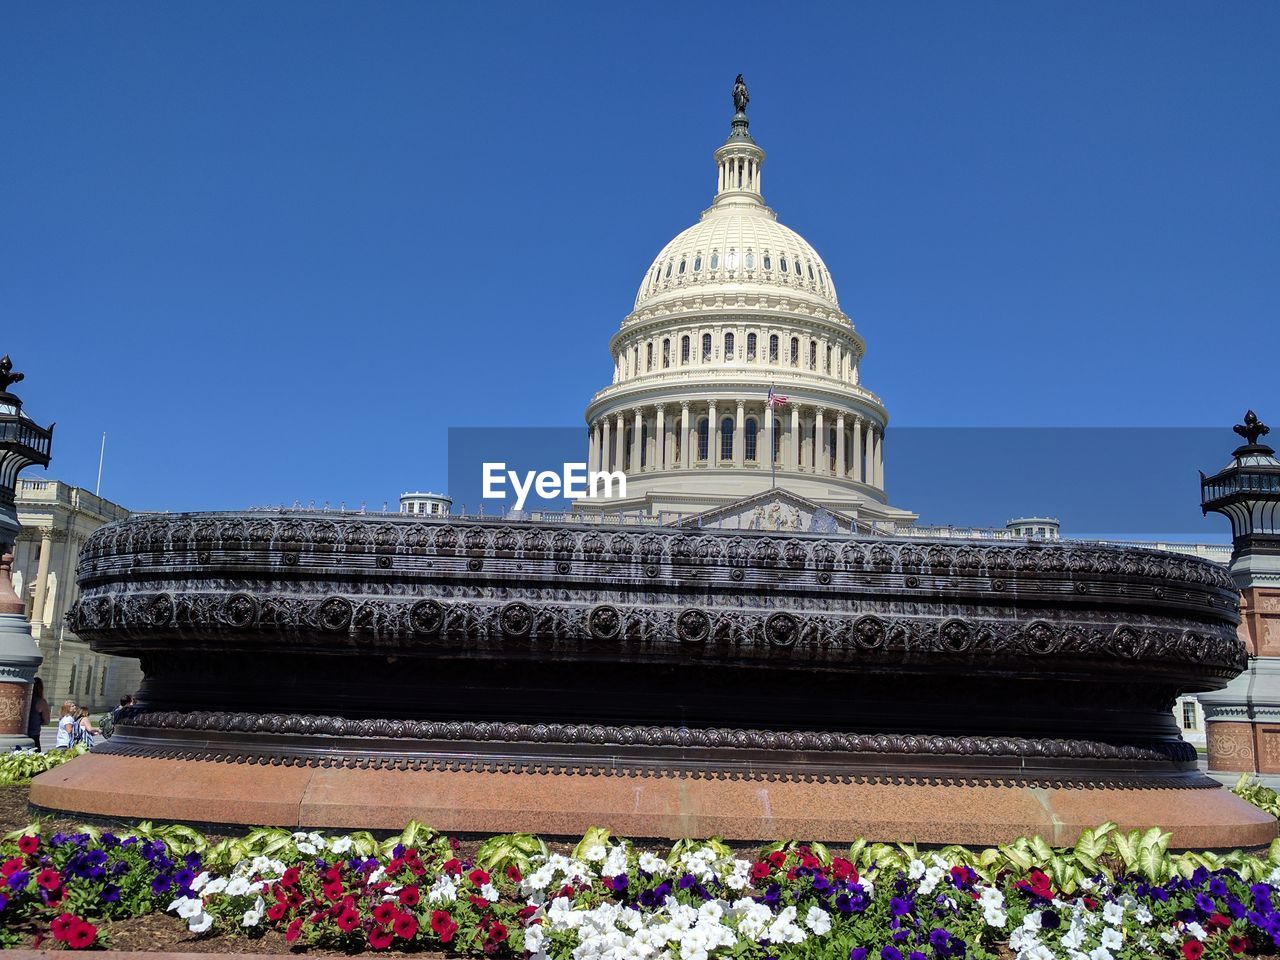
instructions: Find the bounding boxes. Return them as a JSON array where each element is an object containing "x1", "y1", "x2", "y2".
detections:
[
  {"x1": 296, "y1": 842, "x2": 318, "y2": 855},
  {"x1": 584, "y1": 844, "x2": 607, "y2": 862},
  {"x1": 188, "y1": 911, "x2": 214, "y2": 934},
  {"x1": 1102, "y1": 901, "x2": 1125, "y2": 926},
  {"x1": 638, "y1": 852, "x2": 668, "y2": 876},
  {"x1": 169, "y1": 896, "x2": 205, "y2": 920},
  {"x1": 524, "y1": 924, "x2": 545, "y2": 952},
  {"x1": 1185, "y1": 921, "x2": 1208, "y2": 941},
  {"x1": 481, "y1": 882, "x2": 500, "y2": 902},
  {"x1": 202, "y1": 877, "x2": 228, "y2": 896},
  {"x1": 330, "y1": 836, "x2": 353, "y2": 854},
  {"x1": 241, "y1": 908, "x2": 262, "y2": 928},
  {"x1": 1087, "y1": 948, "x2": 1113, "y2": 960},
  {"x1": 1100, "y1": 927, "x2": 1123, "y2": 950},
  {"x1": 804, "y1": 906, "x2": 832, "y2": 936},
  {"x1": 983, "y1": 905, "x2": 1008, "y2": 928},
  {"x1": 224, "y1": 876, "x2": 251, "y2": 897},
  {"x1": 1062, "y1": 925, "x2": 1086, "y2": 950},
  {"x1": 427, "y1": 875, "x2": 457, "y2": 905},
  {"x1": 1134, "y1": 905, "x2": 1153, "y2": 925},
  {"x1": 908, "y1": 858, "x2": 927, "y2": 879},
  {"x1": 189, "y1": 871, "x2": 210, "y2": 892}
]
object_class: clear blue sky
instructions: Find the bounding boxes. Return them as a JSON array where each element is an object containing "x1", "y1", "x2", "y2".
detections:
[{"x1": 3, "y1": 2, "x2": 1276, "y2": 513}]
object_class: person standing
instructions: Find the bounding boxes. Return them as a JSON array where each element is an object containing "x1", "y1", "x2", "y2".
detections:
[
  {"x1": 26, "y1": 678, "x2": 49, "y2": 752},
  {"x1": 55, "y1": 700, "x2": 78, "y2": 749},
  {"x1": 74, "y1": 707, "x2": 101, "y2": 748}
]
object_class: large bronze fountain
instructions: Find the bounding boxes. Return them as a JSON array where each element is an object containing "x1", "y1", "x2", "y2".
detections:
[{"x1": 31, "y1": 508, "x2": 1274, "y2": 846}]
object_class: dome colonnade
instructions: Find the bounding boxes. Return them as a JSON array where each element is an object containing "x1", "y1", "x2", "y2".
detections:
[{"x1": 578, "y1": 84, "x2": 911, "y2": 525}]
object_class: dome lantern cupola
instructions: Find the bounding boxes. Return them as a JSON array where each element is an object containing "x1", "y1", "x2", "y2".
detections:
[{"x1": 713, "y1": 75, "x2": 765, "y2": 208}]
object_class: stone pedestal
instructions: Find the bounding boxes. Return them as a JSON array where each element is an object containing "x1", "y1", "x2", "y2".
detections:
[
  {"x1": 0, "y1": 556, "x2": 41, "y2": 751},
  {"x1": 1204, "y1": 585, "x2": 1280, "y2": 785}
]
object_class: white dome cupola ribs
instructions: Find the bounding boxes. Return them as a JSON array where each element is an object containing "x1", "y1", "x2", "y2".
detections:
[{"x1": 714, "y1": 104, "x2": 766, "y2": 206}]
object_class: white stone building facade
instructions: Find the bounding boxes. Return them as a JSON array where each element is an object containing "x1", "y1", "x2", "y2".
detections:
[
  {"x1": 576, "y1": 103, "x2": 916, "y2": 530},
  {"x1": 11, "y1": 479, "x2": 142, "y2": 712}
]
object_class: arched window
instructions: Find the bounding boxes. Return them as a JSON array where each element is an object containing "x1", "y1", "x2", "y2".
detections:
[
  {"x1": 773, "y1": 418, "x2": 783, "y2": 463},
  {"x1": 780, "y1": 256, "x2": 789, "y2": 273},
  {"x1": 724, "y1": 332, "x2": 734, "y2": 360},
  {"x1": 693, "y1": 254, "x2": 702, "y2": 271},
  {"x1": 763, "y1": 253, "x2": 772, "y2": 271},
  {"x1": 745, "y1": 251, "x2": 755, "y2": 269},
  {"x1": 678, "y1": 258, "x2": 686, "y2": 275},
  {"x1": 702, "y1": 333, "x2": 712, "y2": 361},
  {"x1": 720, "y1": 417, "x2": 735, "y2": 462},
  {"x1": 825, "y1": 344, "x2": 832, "y2": 372},
  {"x1": 746, "y1": 333, "x2": 757, "y2": 360},
  {"x1": 665, "y1": 261, "x2": 673, "y2": 278},
  {"x1": 790, "y1": 337, "x2": 799, "y2": 365},
  {"x1": 745, "y1": 418, "x2": 758, "y2": 461},
  {"x1": 646, "y1": 342, "x2": 653, "y2": 371},
  {"x1": 697, "y1": 418, "x2": 709, "y2": 461},
  {"x1": 809, "y1": 341, "x2": 817, "y2": 370},
  {"x1": 769, "y1": 334, "x2": 779, "y2": 362},
  {"x1": 828, "y1": 427, "x2": 838, "y2": 471},
  {"x1": 641, "y1": 422, "x2": 649, "y2": 469},
  {"x1": 673, "y1": 429, "x2": 681, "y2": 465},
  {"x1": 662, "y1": 338, "x2": 671, "y2": 368},
  {"x1": 681, "y1": 335, "x2": 690, "y2": 363},
  {"x1": 727, "y1": 249, "x2": 739, "y2": 270},
  {"x1": 710, "y1": 251, "x2": 719, "y2": 270},
  {"x1": 808, "y1": 263, "x2": 815, "y2": 281}
]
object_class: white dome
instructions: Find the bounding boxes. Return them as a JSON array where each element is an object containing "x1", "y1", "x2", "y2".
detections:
[{"x1": 635, "y1": 204, "x2": 840, "y2": 311}]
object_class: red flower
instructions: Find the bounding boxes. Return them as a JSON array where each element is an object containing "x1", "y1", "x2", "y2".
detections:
[
  {"x1": 266, "y1": 901, "x2": 288, "y2": 921},
  {"x1": 408, "y1": 859, "x2": 426, "y2": 876},
  {"x1": 484, "y1": 921, "x2": 508, "y2": 952},
  {"x1": 1082, "y1": 896, "x2": 1098, "y2": 911},
  {"x1": 393, "y1": 912, "x2": 419, "y2": 939},
  {"x1": 506, "y1": 865, "x2": 522, "y2": 883},
  {"x1": 50, "y1": 913, "x2": 76, "y2": 941},
  {"x1": 1207, "y1": 913, "x2": 1232, "y2": 932},
  {"x1": 1023, "y1": 869, "x2": 1053, "y2": 898},
  {"x1": 281, "y1": 867, "x2": 301, "y2": 887},
  {"x1": 322, "y1": 882, "x2": 344, "y2": 902},
  {"x1": 750, "y1": 862, "x2": 771, "y2": 881},
  {"x1": 469, "y1": 868, "x2": 491, "y2": 886},
  {"x1": 398, "y1": 886, "x2": 420, "y2": 906},
  {"x1": 285, "y1": 918, "x2": 303, "y2": 943},
  {"x1": 336, "y1": 908, "x2": 360, "y2": 932},
  {"x1": 517, "y1": 906, "x2": 539, "y2": 922},
  {"x1": 766, "y1": 851, "x2": 786, "y2": 868},
  {"x1": 1182, "y1": 941, "x2": 1205, "y2": 960},
  {"x1": 36, "y1": 869, "x2": 61, "y2": 891},
  {"x1": 368, "y1": 926, "x2": 394, "y2": 950},
  {"x1": 66, "y1": 921, "x2": 97, "y2": 950},
  {"x1": 16, "y1": 835, "x2": 39, "y2": 855},
  {"x1": 431, "y1": 910, "x2": 458, "y2": 944},
  {"x1": 442, "y1": 858, "x2": 462, "y2": 876},
  {"x1": 372, "y1": 901, "x2": 397, "y2": 925},
  {"x1": 1228, "y1": 935, "x2": 1249, "y2": 954},
  {"x1": 800, "y1": 854, "x2": 821, "y2": 870},
  {"x1": 831, "y1": 858, "x2": 858, "y2": 883},
  {"x1": 1, "y1": 858, "x2": 23, "y2": 876},
  {"x1": 470, "y1": 894, "x2": 491, "y2": 911}
]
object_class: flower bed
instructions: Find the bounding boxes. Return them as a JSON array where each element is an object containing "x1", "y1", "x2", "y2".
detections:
[
  {"x1": 2, "y1": 818, "x2": 1280, "y2": 958},
  {"x1": 0, "y1": 746, "x2": 85, "y2": 786}
]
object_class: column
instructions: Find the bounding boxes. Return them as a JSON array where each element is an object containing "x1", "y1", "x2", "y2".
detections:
[
  {"x1": 852, "y1": 417, "x2": 863, "y2": 483},
  {"x1": 815, "y1": 408, "x2": 826, "y2": 475},
  {"x1": 708, "y1": 400, "x2": 718, "y2": 465},
  {"x1": 870, "y1": 427, "x2": 880, "y2": 488},
  {"x1": 30, "y1": 530, "x2": 53, "y2": 628},
  {"x1": 614, "y1": 413, "x2": 625, "y2": 473},
  {"x1": 588, "y1": 422, "x2": 600, "y2": 473},
  {"x1": 681, "y1": 402, "x2": 691, "y2": 469},
  {"x1": 790, "y1": 405, "x2": 800, "y2": 471},
  {"x1": 655, "y1": 405, "x2": 666, "y2": 471},
  {"x1": 602, "y1": 417, "x2": 612, "y2": 472},
  {"x1": 734, "y1": 400, "x2": 745, "y2": 467},
  {"x1": 632, "y1": 409, "x2": 643, "y2": 472},
  {"x1": 836, "y1": 413, "x2": 846, "y2": 478},
  {"x1": 877, "y1": 427, "x2": 885, "y2": 489}
]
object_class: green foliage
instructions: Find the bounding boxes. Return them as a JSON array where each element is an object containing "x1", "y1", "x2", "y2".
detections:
[
  {"x1": 572, "y1": 826, "x2": 615, "y2": 862},
  {"x1": 1234, "y1": 773, "x2": 1280, "y2": 817},
  {"x1": 476, "y1": 833, "x2": 548, "y2": 874},
  {"x1": 0, "y1": 745, "x2": 86, "y2": 785}
]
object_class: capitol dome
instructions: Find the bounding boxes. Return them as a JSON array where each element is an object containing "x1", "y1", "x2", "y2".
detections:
[{"x1": 577, "y1": 79, "x2": 916, "y2": 531}]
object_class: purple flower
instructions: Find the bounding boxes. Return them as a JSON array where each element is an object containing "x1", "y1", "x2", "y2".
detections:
[
  {"x1": 102, "y1": 885, "x2": 120, "y2": 903},
  {"x1": 881, "y1": 948, "x2": 902, "y2": 960},
  {"x1": 174, "y1": 868, "x2": 195, "y2": 889},
  {"x1": 7, "y1": 871, "x2": 30, "y2": 890},
  {"x1": 850, "y1": 950, "x2": 868, "y2": 960},
  {"x1": 677, "y1": 874, "x2": 697, "y2": 890},
  {"x1": 150, "y1": 874, "x2": 172, "y2": 894},
  {"x1": 1209, "y1": 878, "x2": 1228, "y2": 897},
  {"x1": 1194, "y1": 893, "x2": 1215, "y2": 913},
  {"x1": 889, "y1": 896, "x2": 911, "y2": 916},
  {"x1": 1041, "y1": 910, "x2": 1061, "y2": 930},
  {"x1": 908, "y1": 952, "x2": 928, "y2": 960},
  {"x1": 812, "y1": 875, "x2": 835, "y2": 897},
  {"x1": 929, "y1": 929, "x2": 950, "y2": 949},
  {"x1": 610, "y1": 874, "x2": 629, "y2": 891},
  {"x1": 0, "y1": 893, "x2": 7, "y2": 910}
]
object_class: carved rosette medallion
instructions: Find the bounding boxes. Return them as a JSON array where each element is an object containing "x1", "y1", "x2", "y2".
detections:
[{"x1": 588, "y1": 604, "x2": 622, "y2": 641}]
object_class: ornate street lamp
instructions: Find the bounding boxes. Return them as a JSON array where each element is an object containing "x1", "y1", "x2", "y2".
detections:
[
  {"x1": 1200, "y1": 411, "x2": 1280, "y2": 783},
  {"x1": 0, "y1": 355, "x2": 52, "y2": 750}
]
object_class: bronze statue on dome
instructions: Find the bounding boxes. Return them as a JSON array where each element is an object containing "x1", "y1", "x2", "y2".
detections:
[{"x1": 732, "y1": 74, "x2": 749, "y2": 114}]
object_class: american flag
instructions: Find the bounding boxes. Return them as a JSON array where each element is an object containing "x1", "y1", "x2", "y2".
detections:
[{"x1": 766, "y1": 385, "x2": 789, "y2": 408}]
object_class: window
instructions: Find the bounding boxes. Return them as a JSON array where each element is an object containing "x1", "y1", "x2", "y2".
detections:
[
  {"x1": 697, "y1": 418, "x2": 709, "y2": 461},
  {"x1": 641, "y1": 422, "x2": 649, "y2": 469},
  {"x1": 809, "y1": 341, "x2": 817, "y2": 370},
  {"x1": 780, "y1": 256, "x2": 789, "y2": 273},
  {"x1": 646, "y1": 342, "x2": 653, "y2": 371},
  {"x1": 693, "y1": 254, "x2": 702, "y2": 272},
  {"x1": 681, "y1": 335, "x2": 690, "y2": 363},
  {"x1": 790, "y1": 337, "x2": 799, "y2": 365},
  {"x1": 678, "y1": 258, "x2": 686, "y2": 275},
  {"x1": 745, "y1": 251, "x2": 755, "y2": 269},
  {"x1": 662, "y1": 339, "x2": 671, "y2": 368},
  {"x1": 807, "y1": 263, "x2": 815, "y2": 281},
  {"x1": 825, "y1": 345, "x2": 832, "y2": 372},
  {"x1": 665, "y1": 261, "x2": 672, "y2": 278},
  {"x1": 702, "y1": 333, "x2": 712, "y2": 361},
  {"x1": 727, "y1": 249, "x2": 739, "y2": 270},
  {"x1": 746, "y1": 333, "x2": 757, "y2": 360},
  {"x1": 1182, "y1": 701, "x2": 1197, "y2": 730},
  {"x1": 745, "y1": 418, "x2": 758, "y2": 461},
  {"x1": 625, "y1": 427, "x2": 634, "y2": 471},
  {"x1": 720, "y1": 417, "x2": 734, "y2": 461},
  {"x1": 773, "y1": 418, "x2": 783, "y2": 463},
  {"x1": 828, "y1": 427, "x2": 838, "y2": 471},
  {"x1": 763, "y1": 253, "x2": 772, "y2": 271},
  {"x1": 724, "y1": 332, "x2": 734, "y2": 360},
  {"x1": 99, "y1": 665, "x2": 107, "y2": 697},
  {"x1": 69, "y1": 664, "x2": 77, "y2": 696},
  {"x1": 84, "y1": 664, "x2": 93, "y2": 696},
  {"x1": 769, "y1": 334, "x2": 779, "y2": 361},
  {"x1": 710, "y1": 252, "x2": 719, "y2": 270}
]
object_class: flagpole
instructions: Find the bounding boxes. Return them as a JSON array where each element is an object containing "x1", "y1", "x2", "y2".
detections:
[{"x1": 95, "y1": 432, "x2": 106, "y2": 497}]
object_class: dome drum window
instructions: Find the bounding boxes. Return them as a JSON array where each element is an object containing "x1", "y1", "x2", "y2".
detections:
[
  {"x1": 744, "y1": 251, "x2": 755, "y2": 270},
  {"x1": 701, "y1": 333, "x2": 712, "y2": 361},
  {"x1": 726, "y1": 249, "x2": 738, "y2": 271},
  {"x1": 681, "y1": 336, "x2": 690, "y2": 364},
  {"x1": 693, "y1": 254, "x2": 702, "y2": 272},
  {"x1": 720, "y1": 418, "x2": 735, "y2": 462},
  {"x1": 665, "y1": 261, "x2": 673, "y2": 279},
  {"x1": 678, "y1": 258, "x2": 686, "y2": 275},
  {"x1": 745, "y1": 418, "x2": 758, "y2": 462},
  {"x1": 710, "y1": 252, "x2": 719, "y2": 270},
  {"x1": 746, "y1": 332, "x2": 757, "y2": 361},
  {"x1": 763, "y1": 253, "x2": 772, "y2": 271},
  {"x1": 724, "y1": 332, "x2": 734, "y2": 361},
  {"x1": 769, "y1": 335, "x2": 779, "y2": 362},
  {"x1": 780, "y1": 256, "x2": 788, "y2": 273}
]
